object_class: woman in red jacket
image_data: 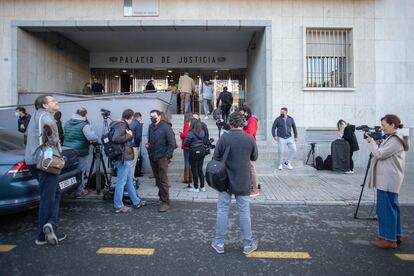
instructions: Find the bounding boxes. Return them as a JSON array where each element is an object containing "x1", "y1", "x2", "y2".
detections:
[{"x1": 180, "y1": 112, "x2": 193, "y2": 185}]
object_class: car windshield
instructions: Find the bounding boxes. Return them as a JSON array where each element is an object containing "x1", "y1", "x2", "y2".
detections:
[{"x1": 0, "y1": 129, "x2": 25, "y2": 151}]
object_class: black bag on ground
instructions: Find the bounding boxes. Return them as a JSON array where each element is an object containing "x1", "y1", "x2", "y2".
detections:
[
  {"x1": 101, "y1": 124, "x2": 123, "y2": 160},
  {"x1": 205, "y1": 147, "x2": 229, "y2": 192},
  {"x1": 323, "y1": 155, "x2": 332, "y2": 170},
  {"x1": 315, "y1": 156, "x2": 324, "y2": 170},
  {"x1": 331, "y1": 139, "x2": 350, "y2": 172}
]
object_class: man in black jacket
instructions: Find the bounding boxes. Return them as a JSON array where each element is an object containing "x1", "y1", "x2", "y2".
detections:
[
  {"x1": 216, "y1": 87, "x2": 233, "y2": 123},
  {"x1": 271, "y1": 107, "x2": 298, "y2": 170},
  {"x1": 15, "y1": 106, "x2": 31, "y2": 144},
  {"x1": 111, "y1": 109, "x2": 146, "y2": 213},
  {"x1": 211, "y1": 112, "x2": 258, "y2": 255},
  {"x1": 146, "y1": 109, "x2": 177, "y2": 212}
]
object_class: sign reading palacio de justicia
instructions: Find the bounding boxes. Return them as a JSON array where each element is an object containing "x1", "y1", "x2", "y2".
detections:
[{"x1": 90, "y1": 52, "x2": 247, "y2": 69}]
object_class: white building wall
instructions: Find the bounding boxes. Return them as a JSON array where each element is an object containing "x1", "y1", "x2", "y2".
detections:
[
  {"x1": 16, "y1": 30, "x2": 90, "y2": 95},
  {"x1": 0, "y1": 0, "x2": 412, "y2": 133}
]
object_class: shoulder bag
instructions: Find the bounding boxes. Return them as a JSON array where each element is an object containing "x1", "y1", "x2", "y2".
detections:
[{"x1": 36, "y1": 113, "x2": 66, "y2": 175}]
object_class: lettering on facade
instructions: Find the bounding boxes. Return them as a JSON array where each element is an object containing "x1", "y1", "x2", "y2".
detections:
[{"x1": 109, "y1": 55, "x2": 223, "y2": 65}]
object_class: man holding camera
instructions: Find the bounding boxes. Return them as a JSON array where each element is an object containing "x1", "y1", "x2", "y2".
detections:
[
  {"x1": 271, "y1": 107, "x2": 298, "y2": 170},
  {"x1": 111, "y1": 109, "x2": 146, "y2": 213},
  {"x1": 63, "y1": 107, "x2": 99, "y2": 198}
]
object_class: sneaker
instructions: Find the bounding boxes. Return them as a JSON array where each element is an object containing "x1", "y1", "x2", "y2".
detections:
[
  {"x1": 204, "y1": 116, "x2": 209, "y2": 120},
  {"x1": 243, "y1": 242, "x2": 258, "y2": 255},
  {"x1": 344, "y1": 170, "x2": 354, "y2": 174},
  {"x1": 211, "y1": 241, "x2": 224, "y2": 254},
  {"x1": 200, "y1": 187, "x2": 206, "y2": 192},
  {"x1": 57, "y1": 232, "x2": 67, "y2": 243},
  {"x1": 43, "y1": 223, "x2": 58, "y2": 246},
  {"x1": 284, "y1": 162, "x2": 293, "y2": 170},
  {"x1": 75, "y1": 190, "x2": 89, "y2": 199},
  {"x1": 35, "y1": 239, "x2": 47, "y2": 246},
  {"x1": 158, "y1": 203, "x2": 170, "y2": 212},
  {"x1": 115, "y1": 206, "x2": 131, "y2": 213},
  {"x1": 278, "y1": 164, "x2": 283, "y2": 170},
  {"x1": 187, "y1": 187, "x2": 199, "y2": 192},
  {"x1": 133, "y1": 200, "x2": 147, "y2": 209},
  {"x1": 250, "y1": 191, "x2": 260, "y2": 198}
]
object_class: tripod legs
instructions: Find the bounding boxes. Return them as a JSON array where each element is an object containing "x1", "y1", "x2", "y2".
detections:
[
  {"x1": 305, "y1": 144, "x2": 315, "y2": 165},
  {"x1": 354, "y1": 154, "x2": 375, "y2": 219}
]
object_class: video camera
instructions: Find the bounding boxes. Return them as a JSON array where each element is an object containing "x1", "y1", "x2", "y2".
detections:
[
  {"x1": 100, "y1": 108, "x2": 111, "y2": 119},
  {"x1": 204, "y1": 138, "x2": 215, "y2": 155},
  {"x1": 356, "y1": 125, "x2": 383, "y2": 141}
]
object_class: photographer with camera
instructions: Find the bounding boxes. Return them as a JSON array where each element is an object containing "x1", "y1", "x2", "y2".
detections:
[
  {"x1": 63, "y1": 107, "x2": 98, "y2": 198},
  {"x1": 111, "y1": 109, "x2": 146, "y2": 213},
  {"x1": 337, "y1": 119, "x2": 359, "y2": 174},
  {"x1": 365, "y1": 114, "x2": 409, "y2": 249}
]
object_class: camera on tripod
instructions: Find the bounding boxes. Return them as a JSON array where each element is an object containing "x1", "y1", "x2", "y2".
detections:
[
  {"x1": 100, "y1": 108, "x2": 111, "y2": 119},
  {"x1": 356, "y1": 125, "x2": 383, "y2": 141}
]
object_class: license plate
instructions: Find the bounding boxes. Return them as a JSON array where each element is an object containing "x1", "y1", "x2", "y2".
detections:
[{"x1": 59, "y1": 176, "x2": 77, "y2": 190}]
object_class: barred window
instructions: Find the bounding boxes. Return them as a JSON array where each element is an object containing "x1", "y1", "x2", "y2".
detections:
[{"x1": 305, "y1": 28, "x2": 353, "y2": 88}]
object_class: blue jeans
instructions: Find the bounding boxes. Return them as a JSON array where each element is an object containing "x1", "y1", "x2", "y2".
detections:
[
  {"x1": 277, "y1": 137, "x2": 296, "y2": 164},
  {"x1": 28, "y1": 165, "x2": 61, "y2": 241},
  {"x1": 183, "y1": 150, "x2": 190, "y2": 170},
  {"x1": 203, "y1": 99, "x2": 211, "y2": 115},
  {"x1": 377, "y1": 189, "x2": 401, "y2": 241},
  {"x1": 113, "y1": 160, "x2": 141, "y2": 209},
  {"x1": 76, "y1": 155, "x2": 89, "y2": 195},
  {"x1": 214, "y1": 192, "x2": 253, "y2": 247}
]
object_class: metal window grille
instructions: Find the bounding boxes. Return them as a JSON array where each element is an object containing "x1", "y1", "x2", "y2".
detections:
[{"x1": 306, "y1": 28, "x2": 352, "y2": 88}]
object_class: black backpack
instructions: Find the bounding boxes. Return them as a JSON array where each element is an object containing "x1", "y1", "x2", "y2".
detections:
[
  {"x1": 315, "y1": 156, "x2": 324, "y2": 170},
  {"x1": 323, "y1": 155, "x2": 332, "y2": 170},
  {"x1": 101, "y1": 123, "x2": 123, "y2": 160},
  {"x1": 205, "y1": 147, "x2": 229, "y2": 192}
]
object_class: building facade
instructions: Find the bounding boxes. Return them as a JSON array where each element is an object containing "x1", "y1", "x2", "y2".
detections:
[{"x1": 0, "y1": 0, "x2": 413, "y2": 165}]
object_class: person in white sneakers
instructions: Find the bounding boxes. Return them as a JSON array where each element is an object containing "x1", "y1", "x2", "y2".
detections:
[{"x1": 271, "y1": 107, "x2": 298, "y2": 170}]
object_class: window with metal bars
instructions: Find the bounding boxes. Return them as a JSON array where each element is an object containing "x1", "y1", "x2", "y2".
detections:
[{"x1": 305, "y1": 28, "x2": 353, "y2": 88}]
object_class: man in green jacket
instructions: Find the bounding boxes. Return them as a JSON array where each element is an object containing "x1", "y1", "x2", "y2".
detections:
[{"x1": 64, "y1": 107, "x2": 98, "y2": 198}]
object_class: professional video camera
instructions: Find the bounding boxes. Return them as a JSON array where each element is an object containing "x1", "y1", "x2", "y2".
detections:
[
  {"x1": 204, "y1": 138, "x2": 215, "y2": 155},
  {"x1": 100, "y1": 108, "x2": 111, "y2": 119},
  {"x1": 212, "y1": 108, "x2": 230, "y2": 137},
  {"x1": 356, "y1": 125, "x2": 383, "y2": 141}
]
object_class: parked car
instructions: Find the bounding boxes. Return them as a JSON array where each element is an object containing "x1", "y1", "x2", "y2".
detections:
[{"x1": 0, "y1": 129, "x2": 81, "y2": 215}]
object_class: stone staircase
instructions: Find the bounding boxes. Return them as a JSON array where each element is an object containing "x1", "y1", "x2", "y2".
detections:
[{"x1": 169, "y1": 114, "x2": 303, "y2": 176}]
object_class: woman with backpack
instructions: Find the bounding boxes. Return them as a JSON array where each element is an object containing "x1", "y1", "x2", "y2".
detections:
[{"x1": 184, "y1": 118, "x2": 207, "y2": 192}]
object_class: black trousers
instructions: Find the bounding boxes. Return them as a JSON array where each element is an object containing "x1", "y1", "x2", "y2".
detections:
[
  {"x1": 349, "y1": 150, "x2": 354, "y2": 171},
  {"x1": 189, "y1": 150, "x2": 205, "y2": 189},
  {"x1": 221, "y1": 105, "x2": 231, "y2": 123}
]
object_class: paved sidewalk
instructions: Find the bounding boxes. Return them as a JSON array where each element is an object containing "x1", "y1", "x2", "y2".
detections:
[{"x1": 79, "y1": 166, "x2": 414, "y2": 206}]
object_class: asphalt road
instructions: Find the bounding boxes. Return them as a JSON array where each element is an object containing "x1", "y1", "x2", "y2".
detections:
[{"x1": 1, "y1": 200, "x2": 413, "y2": 276}]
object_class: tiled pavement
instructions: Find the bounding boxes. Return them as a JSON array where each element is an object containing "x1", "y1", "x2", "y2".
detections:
[{"x1": 80, "y1": 166, "x2": 414, "y2": 206}]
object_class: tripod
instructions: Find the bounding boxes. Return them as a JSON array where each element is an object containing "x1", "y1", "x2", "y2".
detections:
[
  {"x1": 305, "y1": 143, "x2": 316, "y2": 166},
  {"x1": 354, "y1": 153, "x2": 376, "y2": 220},
  {"x1": 87, "y1": 143, "x2": 112, "y2": 194}
]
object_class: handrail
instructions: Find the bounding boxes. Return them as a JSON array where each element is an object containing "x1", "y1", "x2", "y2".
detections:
[{"x1": 1, "y1": 90, "x2": 173, "y2": 109}]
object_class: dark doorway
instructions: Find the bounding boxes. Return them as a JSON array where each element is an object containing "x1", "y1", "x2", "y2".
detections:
[{"x1": 121, "y1": 74, "x2": 131, "y2": 92}]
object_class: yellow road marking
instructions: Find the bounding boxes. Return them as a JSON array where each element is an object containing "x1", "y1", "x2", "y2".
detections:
[
  {"x1": 247, "y1": 251, "x2": 311, "y2": 259},
  {"x1": 96, "y1": 247, "x2": 155, "y2": 256},
  {"x1": 395, "y1": 254, "x2": 414, "y2": 261},
  {"x1": 0, "y1": 245, "x2": 16, "y2": 252}
]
